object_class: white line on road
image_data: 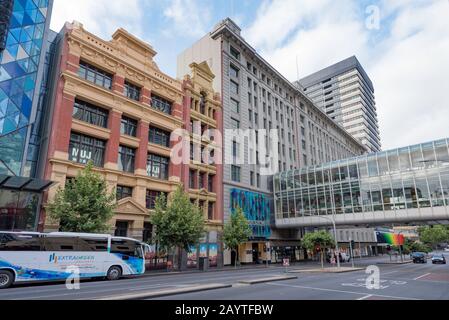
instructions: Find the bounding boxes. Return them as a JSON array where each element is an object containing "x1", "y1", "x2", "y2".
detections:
[
  {"x1": 266, "y1": 282, "x2": 421, "y2": 300},
  {"x1": 413, "y1": 273, "x2": 431, "y2": 281},
  {"x1": 357, "y1": 295, "x2": 373, "y2": 300}
]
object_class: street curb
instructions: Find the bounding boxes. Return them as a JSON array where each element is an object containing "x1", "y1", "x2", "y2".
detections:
[
  {"x1": 238, "y1": 276, "x2": 298, "y2": 285},
  {"x1": 288, "y1": 268, "x2": 364, "y2": 273},
  {"x1": 94, "y1": 283, "x2": 232, "y2": 300},
  {"x1": 376, "y1": 261, "x2": 413, "y2": 265}
]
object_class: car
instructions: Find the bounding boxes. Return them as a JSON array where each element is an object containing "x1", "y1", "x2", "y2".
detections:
[
  {"x1": 326, "y1": 252, "x2": 351, "y2": 263},
  {"x1": 412, "y1": 252, "x2": 427, "y2": 263},
  {"x1": 444, "y1": 248, "x2": 449, "y2": 252},
  {"x1": 431, "y1": 254, "x2": 447, "y2": 264}
]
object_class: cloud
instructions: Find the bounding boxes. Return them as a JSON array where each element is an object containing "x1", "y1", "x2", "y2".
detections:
[
  {"x1": 163, "y1": 0, "x2": 212, "y2": 38},
  {"x1": 50, "y1": 0, "x2": 146, "y2": 40},
  {"x1": 243, "y1": 0, "x2": 449, "y2": 150}
]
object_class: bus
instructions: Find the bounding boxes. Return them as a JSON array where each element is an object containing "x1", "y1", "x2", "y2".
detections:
[{"x1": 0, "y1": 231, "x2": 150, "y2": 289}]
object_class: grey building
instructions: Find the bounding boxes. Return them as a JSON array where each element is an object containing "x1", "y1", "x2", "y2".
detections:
[
  {"x1": 177, "y1": 18, "x2": 366, "y2": 265},
  {"x1": 298, "y1": 56, "x2": 381, "y2": 153}
]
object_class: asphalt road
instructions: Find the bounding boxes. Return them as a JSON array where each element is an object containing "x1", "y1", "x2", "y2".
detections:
[{"x1": 1, "y1": 253, "x2": 448, "y2": 300}]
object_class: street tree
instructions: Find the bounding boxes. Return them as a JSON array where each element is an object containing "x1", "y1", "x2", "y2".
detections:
[
  {"x1": 47, "y1": 161, "x2": 116, "y2": 233},
  {"x1": 302, "y1": 230, "x2": 336, "y2": 269},
  {"x1": 418, "y1": 225, "x2": 449, "y2": 249},
  {"x1": 222, "y1": 206, "x2": 252, "y2": 268},
  {"x1": 150, "y1": 185, "x2": 205, "y2": 270}
]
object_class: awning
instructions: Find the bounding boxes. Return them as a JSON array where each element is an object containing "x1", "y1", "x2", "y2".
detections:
[{"x1": 0, "y1": 175, "x2": 53, "y2": 192}]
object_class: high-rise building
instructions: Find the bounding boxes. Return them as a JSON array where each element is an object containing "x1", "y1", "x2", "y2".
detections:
[
  {"x1": 0, "y1": 0, "x2": 54, "y2": 232},
  {"x1": 178, "y1": 18, "x2": 366, "y2": 265},
  {"x1": 298, "y1": 56, "x2": 381, "y2": 153}
]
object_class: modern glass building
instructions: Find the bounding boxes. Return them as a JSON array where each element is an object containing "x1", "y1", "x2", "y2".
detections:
[
  {"x1": 274, "y1": 138, "x2": 449, "y2": 228},
  {"x1": 0, "y1": 0, "x2": 54, "y2": 232},
  {"x1": 0, "y1": 0, "x2": 54, "y2": 177}
]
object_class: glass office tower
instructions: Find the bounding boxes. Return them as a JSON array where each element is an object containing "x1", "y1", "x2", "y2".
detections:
[
  {"x1": 0, "y1": 0, "x2": 54, "y2": 177},
  {"x1": 274, "y1": 139, "x2": 449, "y2": 227},
  {"x1": 0, "y1": 0, "x2": 54, "y2": 231}
]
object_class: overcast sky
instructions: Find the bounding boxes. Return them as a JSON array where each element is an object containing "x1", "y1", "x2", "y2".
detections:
[{"x1": 50, "y1": 0, "x2": 449, "y2": 151}]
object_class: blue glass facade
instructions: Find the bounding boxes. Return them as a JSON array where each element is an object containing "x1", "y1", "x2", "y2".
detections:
[
  {"x1": 0, "y1": 0, "x2": 53, "y2": 177},
  {"x1": 230, "y1": 188, "x2": 272, "y2": 240}
]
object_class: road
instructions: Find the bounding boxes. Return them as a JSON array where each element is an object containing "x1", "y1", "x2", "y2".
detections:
[{"x1": 1, "y1": 253, "x2": 448, "y2": 300}]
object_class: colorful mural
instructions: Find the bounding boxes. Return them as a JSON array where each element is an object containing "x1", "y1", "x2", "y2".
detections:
[
  {"x1": 376, "y1": 232, "x2": 405, "y2": 246},
  {"x1": 230, "y1": 188, "x2": 272, "y2": 240}
]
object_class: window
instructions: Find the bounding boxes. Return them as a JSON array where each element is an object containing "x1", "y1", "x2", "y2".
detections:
[
  {"x1": 230, "y1": 81, "x2": 239, "y2": 95},
  {"x1": 189, "y1": 170, "x2": 196, "y2": 189},
  {"x1": 116, "y1": 185, "x2": 133, "y2": 200},
  {"x1": 118, "y1": 146, "x2": 135, "y2": 173},
  {"x1": 230, "y1": 46, "x2": 240, "y2": 60},
  {"x1": 257, "y1": 174, "x2": 261, "y2": 188},
  {"x1": 142, "y1": 223, "x2": 153, "y2": 243},
  {"x1": 147, "y1": 154, "x2": 169, "y2": 180},
  {"x1": 73, "y1": 99, "x2": 109, "y2": 128},
  {"x1": 124, "y1": 81, "x2": 141, "y2": 101},
  {"x1": 208, "y1": 175, "x2": 214, "y2": 192},
  {"x1": 111, "y1": 239, "x2": 142, "y2": 258},
  {"x1": 114, "y1": 221, "x2": 129, "y2": 237},
  {"x1": 146, "y1": 190, "x2": 167, "y2": 209},
  {"x1": 230, "y1": 64, "x2": 239, "y2": 78},
  {"x1": 43, "y1": 237, "x2": 78, "y2": 251},
  {"x1": 0, "y1": 234, "x2": 42, "y2": 251},
  {"x1": 230, "y1": 98, "x2": 239, "y2": 113},
  {"x1": 69, "y1": 132, "x2": 105, "y2": 167},
  {"x1": 78, "y1": 61, "x2": 112, "y2": 89},
  {"x1": 230, "y1": 118, "x2": 240, "y2": 129},
  {"x1": 151, "y1": 94, "x2": 172, "y2": 114},
  {"x1": 250, "y1": 171, "x2": 255, "y2": 186},
  {"x1": 231, "y1": 165, "x2": 241, "y2": 182},
  {"x1": 120, "y1": 116, "x2": 137, "y2": 137},
  {"x1": 149, "y1": 126, "x2": 171, "y2": 147},
  {"x1": 208, "y1": 203, "x2": 214, "y2": 220}
]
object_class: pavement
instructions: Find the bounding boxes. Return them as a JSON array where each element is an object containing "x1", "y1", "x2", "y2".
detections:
[{"x1": 1, "y1": 253, "x2": 448, "y2": 300}]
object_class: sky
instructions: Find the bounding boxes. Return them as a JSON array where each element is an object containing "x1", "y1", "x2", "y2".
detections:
[{"x1": 50, "y1": 0, "x2": 449, "y2": 151}]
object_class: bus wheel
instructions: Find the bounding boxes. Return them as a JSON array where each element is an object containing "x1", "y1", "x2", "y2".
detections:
[
  {"x1": 106, "y1": 266, "x2": 122, "y2": 281},
  {"x1": 0, "y1": 270, "x2": 14, "y2": 289}
]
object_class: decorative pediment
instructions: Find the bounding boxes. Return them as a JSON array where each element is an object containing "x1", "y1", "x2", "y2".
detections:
[{"x1": 115, "y1": 198, "x2": 148, "y2": 215}]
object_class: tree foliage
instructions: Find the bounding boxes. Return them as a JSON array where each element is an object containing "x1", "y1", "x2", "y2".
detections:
[
  {"x1": 302, "y1": 230, "x2": 336, "y2": 268},
  {"x1": 150, "y1": 185, "x2": 205, "y2": 253},
  {"x1": 418, "y1": 225, "x2": 449, "y2": 248},
  {"x1": 222, "y1": 206, "x2": 252, "y2": 267},
  {"x1": 47, "y1": 161, "x2": 116, "y2": 233}
]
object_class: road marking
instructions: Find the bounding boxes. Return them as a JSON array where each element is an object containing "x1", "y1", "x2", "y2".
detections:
[
  {"x1": 413, "y1": 273, "x2": 431, "y2": 281},
  {"x1": 267, "y1": 282, "x2": 421, "y2": 300},
  {"x1": 357, "y1": 295, "x2": 373, "y2": 300}
]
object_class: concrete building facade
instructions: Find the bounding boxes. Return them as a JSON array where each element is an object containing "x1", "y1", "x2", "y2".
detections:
[
  {"x1": 178, "y1": 18, "x2": 366, "y2": 265},
  {"x1": 298, "y1": 56, "x2": 381, "y2": 153}
]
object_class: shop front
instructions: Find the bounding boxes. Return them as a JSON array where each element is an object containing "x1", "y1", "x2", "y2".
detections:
[{"x1": 0, "y1": 176, "x2": 52, "y2": 231}]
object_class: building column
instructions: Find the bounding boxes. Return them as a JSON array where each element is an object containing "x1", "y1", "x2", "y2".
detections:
[
  {"x1": 172, "y1": 102, "x2": 183, "y2": 119},
  {"x1": 135, "y1": 120, "x2": 149, "y2": 176},
  {"x1": 104, "y1": 111, "x2": 122, "y2": 170},
  {"x1": 112, "y1": 74, "x2": 125, "y2": 95},
  {"x1": 140, "y1": 87, "x2": 151, "y2": 106}
]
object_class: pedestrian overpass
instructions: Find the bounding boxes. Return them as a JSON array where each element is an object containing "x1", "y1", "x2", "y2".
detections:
[{"x1": 273, "y1": 138, "x2": 449, "y2": 228}]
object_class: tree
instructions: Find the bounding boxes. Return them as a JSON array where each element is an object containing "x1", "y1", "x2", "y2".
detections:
[
  {"x1": 150, "y1": 185, "x2": 205, "y2": 270},
  {"x1": 47, "y1": 161, "x2": 116, "y2": 233},
  {"x1": 418, "y1": 225, "x2": 449, "y2": 249},
  {"x1": 222, "y1": 206, "x2": 252, "y2": 268},
  {"x1": 302, "y1": 230, "x2": 336, "y2": 269}
]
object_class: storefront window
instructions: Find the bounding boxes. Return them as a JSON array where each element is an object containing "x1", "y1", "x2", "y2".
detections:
[{"x1": 0, "y1": 190, "x2": 40, "y2": 231}]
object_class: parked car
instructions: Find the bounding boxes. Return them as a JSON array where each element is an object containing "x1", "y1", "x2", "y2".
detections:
[
  {"x1": 431, "y1": 254, "x2": 447, "y2": 264},
  {"x1": 444, "y1": 248, "x2": 449, "y2": 252},
  {"x1": 412, "y1": 252, "x2": 427, "y2": 263}
]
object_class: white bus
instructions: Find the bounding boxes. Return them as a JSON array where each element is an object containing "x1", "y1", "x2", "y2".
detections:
[{"x1": 0, "y1": 231, "x2": 150, "y2": 289}]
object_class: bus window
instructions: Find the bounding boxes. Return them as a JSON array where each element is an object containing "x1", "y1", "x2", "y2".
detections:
[
  {"x1": 111, "y1": 240, "x2": 141, "y2": 258},
  {"x1": 78, "y1": 237, "x2": 108, "y2": 252},
  {"x1": 43, "y1": 237, "x2": 78, "y2": 251},
  {"x1": 0, "y1": 233, "x2": 43, "y2": 251}
]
